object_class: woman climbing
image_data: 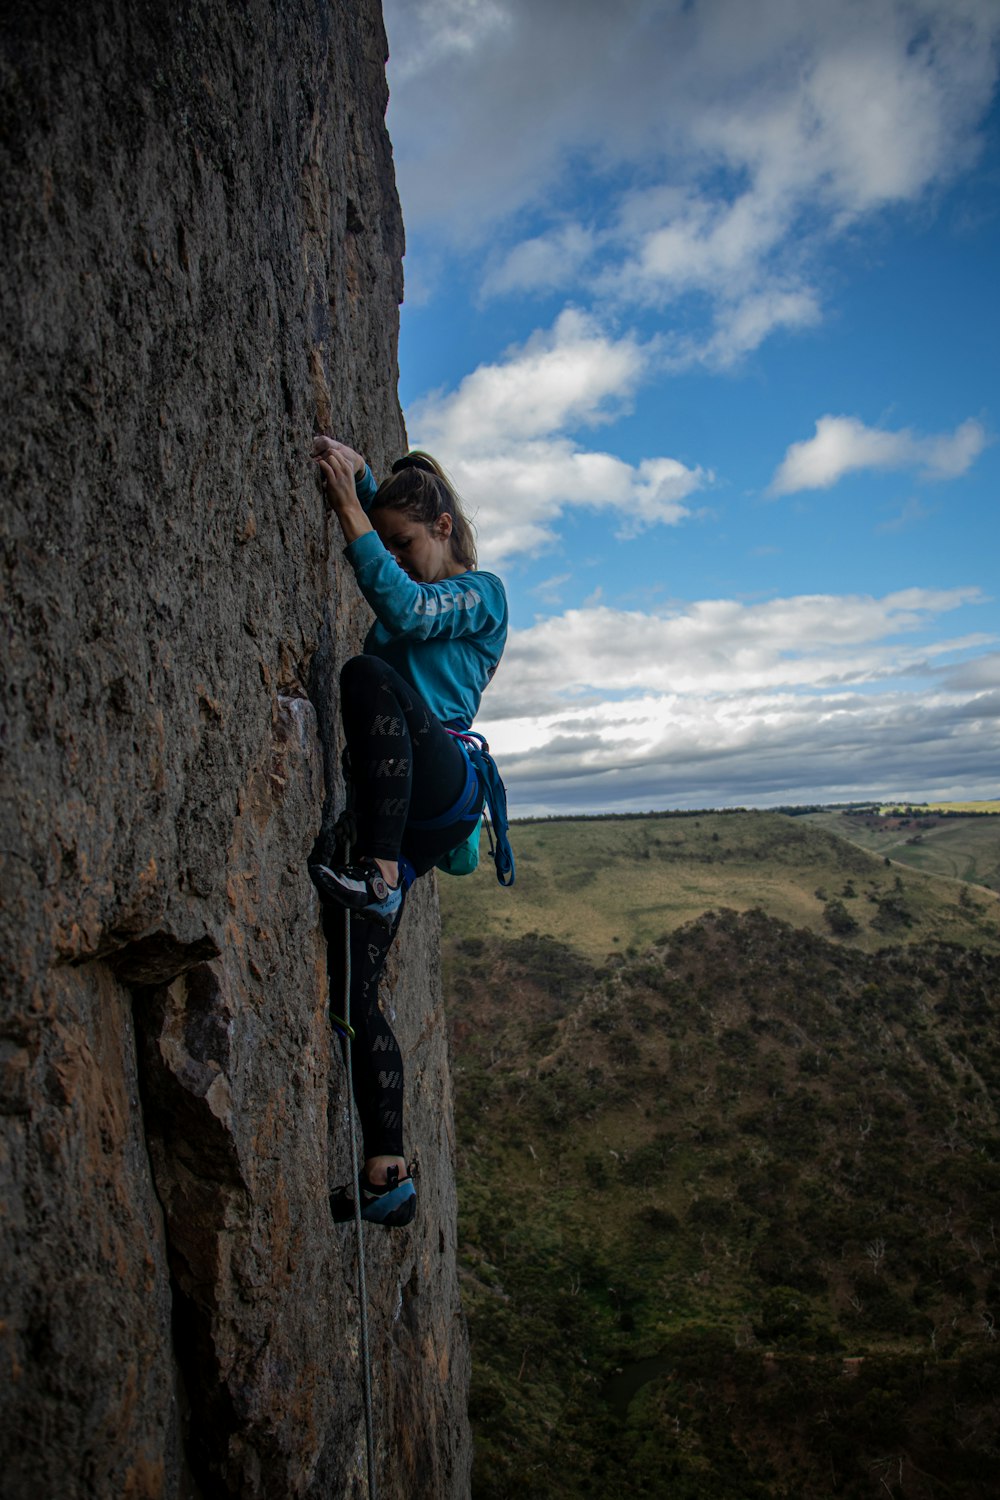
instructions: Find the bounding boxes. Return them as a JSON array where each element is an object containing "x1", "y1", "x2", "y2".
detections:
[{"x1": 310, "y1": 435, "x2": 508, "y2": 1228}]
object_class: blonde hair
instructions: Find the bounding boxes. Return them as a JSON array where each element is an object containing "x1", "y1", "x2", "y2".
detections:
[{"x1": 372, "y1": 451, "x2": 478, "y2": 571}]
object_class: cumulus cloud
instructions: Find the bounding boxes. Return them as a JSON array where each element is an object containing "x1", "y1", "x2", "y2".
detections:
[
  {"x1": 474, "y1": 587, "x2": 996, "y2": 812},
  {"x1": 936, "y1": 650, "x2": 1000, "y2": 691},
  {"x1": 385, "y1": 0, "x2": 1000, "y2": 359},
  {"x1": 387, "y1": 1, "x2": 999, "y2": 234},
  {"x1": 382, "y1": 2, "x2": 999, "y2": 810},
  {"x1": 405, "y1": 310, "x2": 709, "y2": 562},
  {"x1": 409, "y1": 309, "x2": 646, "y2": 451},
  {"x1": 769, "y1": 415, "x2": 989, "y2": 494},
  {"x1": 484, "y1": 587, "x2": 987, "y2": 718},
  {"x1": 386, "y1": 0, "x2": 511, "y2": 83},
  {"x1": 493, "y1": 687, "x2": 1000, "y2": 813},
  {"x1": 688, "y1": 287, "x2": 823, "y2": 369},
  {"x1": 483, "y1": 224, "x2": 599, "y2": 297}
]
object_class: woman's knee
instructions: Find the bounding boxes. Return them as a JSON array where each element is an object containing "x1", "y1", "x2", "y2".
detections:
[{"x1": 341, "y1": 654, "x2": 389, "y2": 696}]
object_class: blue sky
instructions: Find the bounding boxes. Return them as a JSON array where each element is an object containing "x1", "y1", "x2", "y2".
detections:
[{"x1": 381, "y1": 0, "x2": 999, "y2": 815}]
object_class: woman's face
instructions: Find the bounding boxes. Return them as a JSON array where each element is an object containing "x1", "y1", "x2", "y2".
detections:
[{"x1": 373, "y1": 509, "x2": 461, "y2": 584}]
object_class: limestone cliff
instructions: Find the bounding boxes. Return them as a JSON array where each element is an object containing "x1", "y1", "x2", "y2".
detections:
[{"x1": 0, "y1": 3, "x2": 471, "y2": 1495}]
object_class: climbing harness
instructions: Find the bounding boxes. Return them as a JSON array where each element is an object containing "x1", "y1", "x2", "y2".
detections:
[
  {"x1": 339, "y1": 904, "x2": 378, "y2": 1500},
  {"x1": 408, "y1": 729, "x2": 516, "y2": 886}
]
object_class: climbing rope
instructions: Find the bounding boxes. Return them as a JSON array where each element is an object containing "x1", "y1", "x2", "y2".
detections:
[{"x1": 341, "y1": 905, "x2": 378, "y2": 1500}]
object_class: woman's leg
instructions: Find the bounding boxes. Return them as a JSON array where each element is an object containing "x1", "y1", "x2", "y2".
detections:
[
  {"x1": 324, "y1": 655, "x2": 480, "y2": 1205},
  {"x1": 324, "y1": 899, "x2": 408, "y2": 1198},
  {"x1": 339, "y1": 654, "x2": 469, "y2": 868},
  {"x1": 345, "y1": 905, "x2": 405, "y2": 1164}
]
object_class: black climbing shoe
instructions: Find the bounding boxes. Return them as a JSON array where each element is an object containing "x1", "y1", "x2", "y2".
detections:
[
  {"x1": 330, "y1": 1165, "x2": 416, "y2": 1228},
  {"x1": 309, "y1": 859, "x2": 402, "y2": 925}
]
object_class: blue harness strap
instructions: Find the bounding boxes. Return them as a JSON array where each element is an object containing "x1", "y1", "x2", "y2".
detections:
[
  {"x1": 406, "y1": 752, "x2": 482, "y2": 833},
  {"x1": 463, "y1": 733, "x2": 515, "y2": 887},
  {"x1": 408, "y1": 730, "x2": 516, "y2": 886}
]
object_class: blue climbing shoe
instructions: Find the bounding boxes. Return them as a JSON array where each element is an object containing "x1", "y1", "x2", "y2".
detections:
[
  {"x1": 309, "y1": 858, "x2": 402, "y2": 925},
  {"x1": 330, "y1": 1165, "x2": 416, "y2": 1228}
]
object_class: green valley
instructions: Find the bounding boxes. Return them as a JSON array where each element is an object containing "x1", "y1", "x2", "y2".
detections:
[{"x1": 438, "y1": 812, "x2": 1000, "y2": 1498}]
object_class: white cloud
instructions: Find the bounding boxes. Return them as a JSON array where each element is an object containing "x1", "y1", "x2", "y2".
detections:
[
  {"x1": 530, "y1": 572, "x2": 571, "y2": 606},
  {"x1": 386, "y1": 0, "x2": 1000, "y2": 357},
  {"x1": 489, "y1": 685, "x2": 1000, "y2": 814},
  {"x1": 386, "y1": 0, "x2": 510, "y2": 83},
  {"x1": 409, "y1": 309, "x2": 646, "y2": 451},
  {"x1": 483, "y1": 224, "x2": 598, "y2": 297},
  {"x1": 406, "y1": 310, "x2": 708, "y2": 562},
  {"x1": 485, "y1": 587, "x2": 987, "y2": 717},
  {"x1": 388, "y1": 1, "x2": 1000, "y2": 230},
  {"x1": 921, "y1": 419, "x2": 993, "y2": 478},
  {"x1": 473, "y1": 587, "x2": 996, "y2": 812},
  {"x1": 937, "y1": 649, "x2": 1000, "y2": 691},
  {"x1": 701, "y1": 288, "x2": 823, "y2": 367},
  {"x1": 770, "y1": 415, "x2": 989, "y2": 494},
  {"x1": 876, "y1": 497, "x2": 934, "y2": 535}
]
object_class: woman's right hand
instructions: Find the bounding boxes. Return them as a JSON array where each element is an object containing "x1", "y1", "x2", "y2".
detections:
[
  {"x1": 312, "y1": 443, "x2": 374, "y2": 544},
  {"x1": 314, "y1": 446, "x2": 358, "y2": 515},
  {"x1": 312, "y1": 435, "x2": 366, "y2": 478}
]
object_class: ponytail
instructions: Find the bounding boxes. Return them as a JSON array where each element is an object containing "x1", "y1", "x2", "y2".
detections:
[{"x1": 372, "y1": 451, "x2": 478, "y2": 571}]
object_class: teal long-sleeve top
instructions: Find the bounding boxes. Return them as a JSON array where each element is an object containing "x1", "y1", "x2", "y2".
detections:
[{"x1": 342, "y1": 465, "x2": 508, "y2": 729}]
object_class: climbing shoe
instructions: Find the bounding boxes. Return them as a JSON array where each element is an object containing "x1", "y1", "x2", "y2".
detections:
[
  {"x1": 330, "y1": 1165, "x2": 416, "y2": 1228},
  {"x1": 309, "y1": 858, "x2": 402, "y2": 925}
]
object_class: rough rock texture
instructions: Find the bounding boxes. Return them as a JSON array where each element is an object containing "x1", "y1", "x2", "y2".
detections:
[{"x1": 0, "y1": 3, "x2": 471, "y2": 1496}]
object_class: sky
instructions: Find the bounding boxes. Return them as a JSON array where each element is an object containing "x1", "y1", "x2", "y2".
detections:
[{"x1": 380, "y1": 0, "x2": 1000, "y2": 816}]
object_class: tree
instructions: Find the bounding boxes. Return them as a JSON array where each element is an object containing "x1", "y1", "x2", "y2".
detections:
[{"x1": 824, "y1": 899, "x2": 859, "y2": 936}]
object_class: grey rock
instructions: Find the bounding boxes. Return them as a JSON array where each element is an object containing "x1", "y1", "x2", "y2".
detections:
[{"x1": 0, "y1": 3, "x2": 471, "y2": 1495}]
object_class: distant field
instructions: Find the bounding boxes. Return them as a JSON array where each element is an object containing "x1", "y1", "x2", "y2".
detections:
[
  {"x1": 878, "y1": 800, "x2": 1000, "y2": 815},
  {"x1": 803, "y1": 809, "x2": 1000, "y2": 891},
  {"x1": 439, "y1": 810, "x2": 1000, "y2": 960}
]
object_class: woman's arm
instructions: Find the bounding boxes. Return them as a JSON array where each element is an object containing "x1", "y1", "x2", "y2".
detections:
[
  {"x1": 311, "y1": 437, "x2": 507, "y2": 643},
  {"x1": 347, "y1": 532, "x2": 508, "y2": 642}
]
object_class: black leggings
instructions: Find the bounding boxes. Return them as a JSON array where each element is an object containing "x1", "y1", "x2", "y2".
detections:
[{"x1": 332, "y1": 655, "x2": 480, "y2": 1159}]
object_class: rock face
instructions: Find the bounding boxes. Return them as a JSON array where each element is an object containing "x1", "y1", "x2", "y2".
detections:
[{"x1": 0, "y1": 4, "x2": 471, "y2": 1496}]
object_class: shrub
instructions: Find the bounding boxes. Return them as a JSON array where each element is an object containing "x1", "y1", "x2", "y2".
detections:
[{"x1": 824, "y1": 898, "x2": 859, "y2": 936}]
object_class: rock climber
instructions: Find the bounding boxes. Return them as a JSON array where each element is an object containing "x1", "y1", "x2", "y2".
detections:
[{"x1": 309, "y1": 436, "x2": 508, "y2": 1227}]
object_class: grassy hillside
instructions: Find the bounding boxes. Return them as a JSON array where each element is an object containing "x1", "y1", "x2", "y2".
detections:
[
  {"x1": 441, "y1": 811, "x2": 1000, "y2": 960},
  {"x1": 438, "y1": 814, "x2": 1000, "y2": 1497},
  {"x1": 803, "y1": 810, "x2": 1000, "y2": 892}
]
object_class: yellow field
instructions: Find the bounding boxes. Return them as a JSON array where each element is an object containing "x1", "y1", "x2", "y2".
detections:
[{"x1": 877, "y1": 800, "x2": 1000, "y2": 814}]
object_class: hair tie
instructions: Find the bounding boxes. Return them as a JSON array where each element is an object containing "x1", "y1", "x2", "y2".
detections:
[{"x1": 391, "y1": 454, "x2": 437, "y2": 476}]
